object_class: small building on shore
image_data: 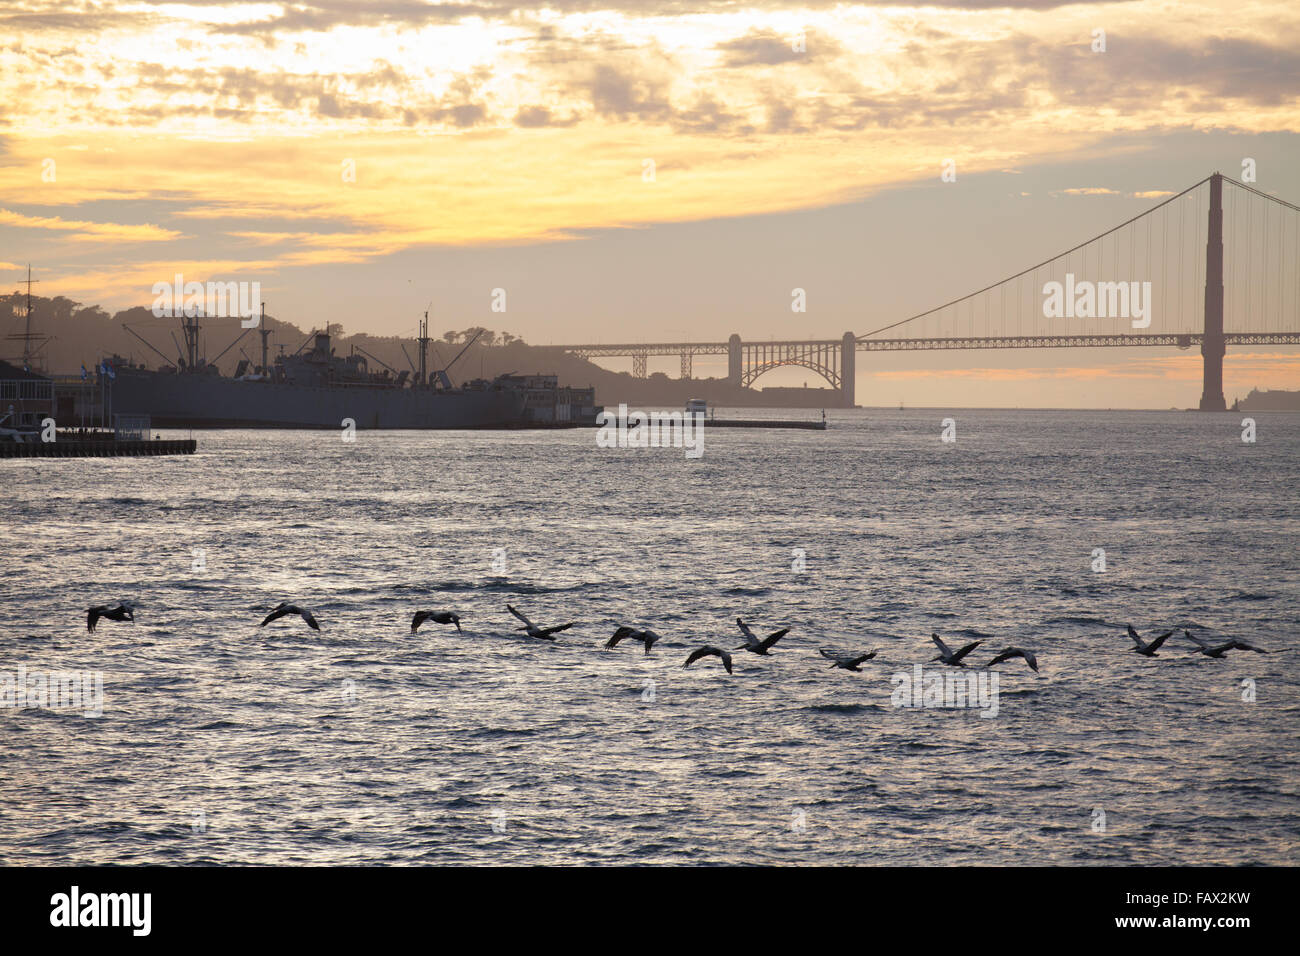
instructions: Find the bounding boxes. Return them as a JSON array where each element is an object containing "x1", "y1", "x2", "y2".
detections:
[
  {"x1": 0, "y1": 360, "x2": 54, "y2": 429},
  {"x1": 469, "y1": 374, "x2": 599, "y2": 425}
]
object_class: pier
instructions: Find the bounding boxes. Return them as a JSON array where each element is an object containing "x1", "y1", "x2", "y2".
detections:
[{"x1": 0, "y1": 432, "x2": 196, "y2": 458}]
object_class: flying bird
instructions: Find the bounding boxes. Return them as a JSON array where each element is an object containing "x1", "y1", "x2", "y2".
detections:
[
  {"x1": 683, "y1": 645, "x2": 732, "y2": 674},
  {"x1": 605, "y1": 626, "x2": 661, "y2": 655},
  {"x1": 1126, "y1": 624, "x2": 1172, "y2": 656},
  {"x1": 735, "y1": 618, "x2": 789, "y2": 655},
  {"x1": 411, "y1": 610, "x2": 461, "y2": 633},
  {"x1": 86, "y1": 603, "x2": 134, "y2": 633},
  {"x1": 985, "y1": 646, "x2": 1039, "y2": 672},
  {"x1": 819, "y1": 648, "x2": 876, "y2": 671},
  {"x1": 930, "y1": 633, "x2": 983, "y2": 667},
  {"x1": 260, "y1": 602, "x2": 321, "y2": 630},
  {"x1": 1184, "y1": 631, "x2": 1268, "y2": 658},
  {"x1": 506, "y1": 604, "x2": 574, "y2": 640}
]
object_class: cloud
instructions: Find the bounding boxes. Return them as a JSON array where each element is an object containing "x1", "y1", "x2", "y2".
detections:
[
  {"x1": 0, "y1": 208, "x2": 182, "y2": 242},
  {"x1": 716, "y1": 30, "x2": 827, "y2": 68}
]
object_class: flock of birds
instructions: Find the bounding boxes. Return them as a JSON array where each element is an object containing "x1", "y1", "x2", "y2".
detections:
[{"x1": 83, "y1": 602, "x2": 1269, "y2": 676}]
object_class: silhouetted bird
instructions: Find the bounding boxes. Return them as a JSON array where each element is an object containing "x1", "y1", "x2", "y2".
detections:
[
  {"x1": 87, "y1": 603, "x2": 134, "y2": 633},
  {"x1": 735, "y1": 618, "x2": 789, "y2": 655},
  {"x1": 1184, "y1": 631, "x2": 1267, "y2": 658},
  {"x1": 819, "y1": 648, "x2": 876, "y2": 671},
  {"x1": 930, "y1": 633, "x2": 982, "y2": 667},
  {"x1": 985, "y1": 646, "x2": 1039, "y2": 672},
  {"x1": 411, "y1": 610, "x2": 461, "y2": 633},
  {"x1": 1126, "y1": 625, "x2": 1172, "y2": 656},
  {"x1": 506, "y1": 604, "x2": 574, "y2": 640},
  {"x1": 683, "y1": 646, "x2": 732, "y2": 674},
  {"x1": 260, "y1": 602, "x2": 320, "y2": 630},
  {"x1": 605, "y1": 626, "x2": 661, "y2": 655}
]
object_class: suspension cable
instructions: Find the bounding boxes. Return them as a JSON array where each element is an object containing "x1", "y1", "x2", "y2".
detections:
[{"x1": 860, "y1": 176, "x2": 1214, "y2": 339}]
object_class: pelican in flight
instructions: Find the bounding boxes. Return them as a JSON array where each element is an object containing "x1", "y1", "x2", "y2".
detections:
[
  {"x1": 985, "y1": 646, "x2": 1039, "y2": 672},
  {"x1": 735, "y1": 618, "x2": 790, "y2": 655},
  {"x1": 819, "y1": 648, "x2": 876, "y2": 671},
  {"x1": 930, "y1": 633, "x2": 982, "y2": 667},
  {"x1": 605, "y1": 626, "x2": 661, "y2": 655},
  {"x1": 683, "y1": 646, "x2": 733, "y2": 674},
  {"x1": 86, "y1": 603, "x2": 135, "y2": 633},
  {"x1": 1184, "y1": 631, "x2": 1268, "y2": 658},
  {"x1": 411, "y1": 610, "x2": 461, "y2": 633},
  {"x1": 260, "y1": 602, "x2": 321, "y2": 631},
  {"x1": 506, "y1": 604, "x2": 574, "y2": 640},
  {"x1": 1126, "y1": 625, "x2": 1172, "y2": 656}
]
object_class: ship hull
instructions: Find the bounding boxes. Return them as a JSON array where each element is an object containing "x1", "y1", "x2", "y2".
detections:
[{"x1": 110, "y1": 370, "x2": 528, "y2": 429}]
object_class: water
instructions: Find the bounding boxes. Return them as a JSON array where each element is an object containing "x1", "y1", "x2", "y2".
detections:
[{"x1": 1, "y1": 409, "x2": 1296, "y2": 865}]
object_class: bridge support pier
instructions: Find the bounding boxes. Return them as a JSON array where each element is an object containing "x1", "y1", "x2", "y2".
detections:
[
  {"x1": 727, "y1": 334, "x2": 742, "y2": 386},
  {"x1": 840, "y1": 332, "x2": 855, "y2": 407},
  {"x1": 1199, "y1": 172, "x2": 1227, "y2": 411}
]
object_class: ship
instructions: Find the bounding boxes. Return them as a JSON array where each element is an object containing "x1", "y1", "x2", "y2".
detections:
[{"x1": 104, "y1": 312, "x2": 595, "y2": 429}]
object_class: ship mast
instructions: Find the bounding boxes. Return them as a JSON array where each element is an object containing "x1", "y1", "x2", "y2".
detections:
[
  {"x1": 181, "y1": 306, "x2": 201, "y2": 369},
  {"x1": 418, "y1": 310, "x2": 430, "y2": 387},
  {"x1": 258, "y1": 301, "x2": 270, "y2": 373},
  {"x1": 5, "y1": 264, "x2": 43, "y2": 371},
  {"x1": 22, "y1": 265, "x2": 36, "y2": 370}
]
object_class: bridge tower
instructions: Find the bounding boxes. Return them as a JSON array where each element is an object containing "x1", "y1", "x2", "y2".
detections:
[
  {"x1": 728, "y1": 334, "x2": 742, "y2": 386},
  {"x1": 1199, "y1": 172, "x2": 1226, "y2": 411},
  {"x1": 841, "y1": 332, "x2": 855, "y2": 407}
]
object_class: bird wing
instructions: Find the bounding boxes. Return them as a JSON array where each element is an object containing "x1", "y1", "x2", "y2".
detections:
[
  {"x1": 931, "y1": 633, "x2": 952, "y2": 656},
  {"x1": 1183, "y1": 630, "x2": 1212, "y2": 647},
  {"x1": 683, "y1": 646, "x2": 714, "y2": 667},
  {"x1": 951, "y1": 640, "x2": 982, "y2": 662},
  {"x1": 87, "y1": 606, "x2": 103, "y2": 632},
  {"x1": 850, "y1": 654, "x2": 874, "y2": 667},
  {"x1": 506, "y1": 605, "x2": 534, "y2": 629},
  {"x1": 1022, "y1": 650, "x2": 1039, "y2": 671},
  {"x1": 736, "y1": 618, "x2": 757, "y2": 640},
  {"x1": 1229, "y1": 640, "x2": 1267, "y2": 653},
  {"x1": 606, "y1": 627, "x2": 632, "y2": 648},
  {"x1": 1126, "y1": 625, "x2": 1143, "y2": 646},
  {"x1": 986, "y1": 648, "x2": 1014, "y2": 666},
  {"x1": 1145, "y1": 631, "x2": 1172, "y2": 652},
  {"x1": 540, "y1": 622, "x2": 574, "y2": 637},
  {"x1": 260, "y1": 605, "x2": 290, "y2": 626},
  {"x1": 411, "y1": 611, "x2": 430, "y2": 633},
  {"x1": 758, "y1": 628, "x2": 789, "y2": 651},
  {"x1": 819, "y1": 648, "x2": 843, "y2": 663},
  {"x1": 721, "y1": 651, "x2": 733, "y2": 674},
  {"x1": 301, "y1": 609, "x2": 321, "y2": 630}
]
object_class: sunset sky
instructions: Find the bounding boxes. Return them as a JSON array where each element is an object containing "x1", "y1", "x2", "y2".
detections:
[{"x1": 1, "y1": 0, "x2": 1298, "y2": 407}]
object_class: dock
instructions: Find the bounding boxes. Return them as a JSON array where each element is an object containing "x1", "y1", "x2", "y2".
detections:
[
  {"x1": 701, "y1": 418, "x2": 826, "y2": 430},
  {"x1": 0, "y1": 435, "x2": 196, "y2": 458}
]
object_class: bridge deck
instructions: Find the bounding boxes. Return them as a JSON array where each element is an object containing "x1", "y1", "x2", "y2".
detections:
[{"x1": 556, "y1": 332, "x2": 1300, "y2": 356}]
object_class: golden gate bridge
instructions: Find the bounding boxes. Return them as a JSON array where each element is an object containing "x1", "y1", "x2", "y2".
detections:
[{"x1": 554, "y1": 173, "x2": 1300, "y2": 409}]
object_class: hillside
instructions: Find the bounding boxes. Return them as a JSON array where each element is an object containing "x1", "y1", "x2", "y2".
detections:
[{"x1": 0, "y1": 293, "x2": 836, "y2": 408}]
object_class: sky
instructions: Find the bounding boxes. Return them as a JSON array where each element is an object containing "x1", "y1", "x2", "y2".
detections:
[{"x1": 0, "y1": 0, "x2": 1298, "y2": 407}]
